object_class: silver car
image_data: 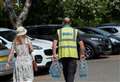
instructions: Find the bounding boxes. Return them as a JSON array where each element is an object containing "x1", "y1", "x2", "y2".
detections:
[{"x1": 0, "y1": 40, "x2": 14, "y2": 76}]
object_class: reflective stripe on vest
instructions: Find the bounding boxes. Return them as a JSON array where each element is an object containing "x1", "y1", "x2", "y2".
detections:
[{"x1": 57, "y1": 27, "x2": 78, "y2": 59}]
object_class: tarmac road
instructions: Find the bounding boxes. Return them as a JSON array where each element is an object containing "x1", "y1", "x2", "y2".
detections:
[
  {"x1": 0, "y1": 55, "x2": 120, "y2": 82},
  {"x1": 33, "y1": 55, "x2": 120, "y2": 82}
]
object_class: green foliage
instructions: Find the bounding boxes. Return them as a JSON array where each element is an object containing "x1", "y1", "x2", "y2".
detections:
[
  {"x1": 63, "y1": 0, "x2": 120, "y2": 26},
  {"x1": 24, "y1": 0, "x2": 64, "y2": 25},
  {"x1": 64, "y1": 0, "x2": 110, "y2": 26},
  {"x1": 108, "y1": 0, "x2": 120, "y2": 20},
  {"x1": 1, "y1": 0, "x2": 120, "y2": 27},
  {"x1": 14, "y1": 3, "x2": 23, "y2": 15},
  {"x1": 0, "y1": 0, "x2": 3, "y2": 9}
]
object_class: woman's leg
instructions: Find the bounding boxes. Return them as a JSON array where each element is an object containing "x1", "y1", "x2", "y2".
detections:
[{"x1": 25, "y1": 81, "x2": 33, "y2": 82}]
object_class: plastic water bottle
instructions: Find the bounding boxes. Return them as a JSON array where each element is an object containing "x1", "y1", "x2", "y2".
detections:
[
  {"x1": 49, "y1": 61, "x2": 62, "y2": 80},
  {"x1": 79, "y1": 59, "x2": 88, "y2": 80}
]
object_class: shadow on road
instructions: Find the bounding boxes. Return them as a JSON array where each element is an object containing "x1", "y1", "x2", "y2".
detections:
[
  {"x1": 0, "y1": 74, "x2": 12, "y2": 82},
  {"x1": 88, "y1": 55, "x2": 109, "y2": 60},
  {"x1": 34, "y1": 68, "x2": 49, "y2": 76}
]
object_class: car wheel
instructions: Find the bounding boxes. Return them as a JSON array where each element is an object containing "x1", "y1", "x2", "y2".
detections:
[
  {"x1": 85, "y1": 44, "x2": 95, "y2": 59},
  {"x1": 0, "y1": 74, "x2": 12, "y2": 81}
]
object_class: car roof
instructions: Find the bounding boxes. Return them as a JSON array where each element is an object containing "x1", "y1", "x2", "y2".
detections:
[
  {"x1": 96, "y1": 23, "x2": 120, "y2": 27},
  {"x1": 0, "y1": 28, "x2": 16, "y2": 33},
  {"x1": 0, "y1": 28, "x2": 12, "y2": 31},
  {"x1": 79, "y1": 27, "x2": 97, "y2": 30},
  {"x1": 79, "y1": 27, "x2": 112, "y2": 36},
  {"x1": 97, "y1": 26, "x2": 120, "y2": 29},
  {"x1": 26, "y1": 24, "x2": 63, "y2": 28}
]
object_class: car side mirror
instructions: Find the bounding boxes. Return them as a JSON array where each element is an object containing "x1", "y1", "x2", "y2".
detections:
[
  {"x1": 0, "y1": 40, "x2": 2, "y2": 44},
  {"x1": 0, "y1": 40, "x2": 7, "y2": 49}
]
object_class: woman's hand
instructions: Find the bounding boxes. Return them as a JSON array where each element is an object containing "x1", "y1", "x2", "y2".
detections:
[{"x1": 5, "y1": 63, "x2": 10, "y2": 70}]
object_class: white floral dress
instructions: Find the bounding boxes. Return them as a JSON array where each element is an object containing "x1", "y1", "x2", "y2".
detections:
[{"x1": 12, "y1": 39, "x2": 34, "y2": 82}]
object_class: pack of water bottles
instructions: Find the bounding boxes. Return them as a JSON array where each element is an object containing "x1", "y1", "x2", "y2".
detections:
[
  {"x1": 49, "y1": 61, "x2": 62, "y2": 80},
  {"x1": 49, "y1": 59, "x2": 88, "y2": 80},
  {"x1": 79, "y1": 59, "x2": 88, "y2": 80}
]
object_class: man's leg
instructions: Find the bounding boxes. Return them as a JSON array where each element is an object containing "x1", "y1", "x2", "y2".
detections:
[
  {"x1": 61, "y1": 58, "x2": 77, "y2": 82},
  {"x1": 67, "y1": 59, "x2": 77, "y2": 82},
  {"x1": 61, "y1": 59, "x2": 68, "y2": 82}
]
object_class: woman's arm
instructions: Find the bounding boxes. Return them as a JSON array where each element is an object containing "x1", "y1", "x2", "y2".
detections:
[
  {"x1": 27, "y1": 38, "x2": 33, "y2": 54},
  {"x1": 28, "y1": 41, "x2": 33, "y2": 54},
  {"x1": 7, "y1": 43, "x2": 15, "y2": 64}
]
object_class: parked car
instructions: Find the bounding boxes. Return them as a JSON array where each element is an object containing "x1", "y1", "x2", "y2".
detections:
[
  {"x1": 0, "y1": 28, "x2": 16, "y2": 49},
  {"x1": 26, "y1": 25, "x2": 112, "y2": 58},
  {"x1": 0, "y1": 40, "x2": 14, "y2": 76},
  {"x1": 0, "y1": 28, "x2": 53, "y2": 69},
  {"x1": 77, "y1": 30, "x2": 112, "y2": 58},
  {"x1": 79, "y1": 27, "x2": 120, "y2": 54},
  {"x1": 26, "y1": 24, "x2": 62, "y2": 41},
  {"x1": 96, "y1": 24, "x2": 120, "y2": 38},
  {"x1": 30, "y1": 38, "x2": 52, "y2": 68},
  {"x1": 96, "y1": 23, "x2": 120, "y2": 27}
]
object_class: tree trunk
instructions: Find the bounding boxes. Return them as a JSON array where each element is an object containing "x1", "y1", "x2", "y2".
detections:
[{"x1": 4, "y1": 0, "x2": 32, "y2": 29}]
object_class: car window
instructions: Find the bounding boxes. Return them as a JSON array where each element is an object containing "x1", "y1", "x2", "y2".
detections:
[
  {"x1": 0, "y1": 38, "x2": 7, "y2": 45},
  {"x1": 101, "y1": 28, "x2": 118, "y2": 33},
  {"x1": 80, "y1": 28, "x2": 111, "y2": 36},
  {"x1": 0, "y1": 31, "x2": 16, "y2": 42},
  {"x1": 80, "y1": 29, "x2": 98, "y2": 34},
  {"x1": 92, "y1": 28, "x2": 111, "y2": 36},
  {"x1": 28, "y1": 28, "x2": 57, "y2": 35},
  {"x1": 27, "y1": 26, "x2": 59, "y2": 40},
  {"x1": 0, "y1": 43, "x2": 7, "y2": 50}
]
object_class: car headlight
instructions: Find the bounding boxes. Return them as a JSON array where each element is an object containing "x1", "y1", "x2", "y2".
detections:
[
  {"x1": 90, "y1": 38, "x2": 102, "y2": 41},
  {"x1": 110, "y1": 38, "x2": 120, "y2": 43},
  {"x1": 32, "y1": 45, "x2": 43, "y2": 50}
]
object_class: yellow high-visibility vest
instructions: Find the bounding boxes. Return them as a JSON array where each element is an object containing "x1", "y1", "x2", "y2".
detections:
[{"x1": 57, "y1": 26, "x2": 78, "y2": 59}]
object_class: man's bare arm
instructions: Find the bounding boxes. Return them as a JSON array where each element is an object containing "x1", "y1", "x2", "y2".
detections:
[
  {"x1": 79, "y1": 40, "x2": 86, "y2": 59},
  {"x1": 52, "y1": 40, "x2": 58, "y2": 60}
]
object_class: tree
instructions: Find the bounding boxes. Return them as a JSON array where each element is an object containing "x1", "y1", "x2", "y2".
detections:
[
  {"x1": 4, "y1": 0, "x2": 32, "y2": 29},
  {"x1": 64, "y1": 0, "x2": 110, "y2": 26},
  {"x1": 24, "y1": 0, "x2": 64, "y2": 25},
  {"x1": 2, "y1": 0, "x2": 120, "y2": 27},
  {"x1": 108, "y1": 0, "x2": 120, "y2": 21},
  {"x1": 0, "y1": 0, "x2": 4, "y2": 8}
]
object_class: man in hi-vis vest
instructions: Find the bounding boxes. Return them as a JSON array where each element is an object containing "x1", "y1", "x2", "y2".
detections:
[{"x1": 52, "y1": 17, "x2": 86, "y2": 82}]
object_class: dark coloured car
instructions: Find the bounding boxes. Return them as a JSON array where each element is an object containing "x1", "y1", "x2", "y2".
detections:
[
  {"x1": 77, "y1": 31, "x2": 112, "y2": 58},
  {"x1": 26, "y1": 24, "x2": 62, "y2": 41},
  {"x1": 96, "y1": 23, "x2": 120, "y2": 27},
  {"x1": 26, "y1": 25, "x2": 112, "y2": 58},
  {"x1": 79, "y1": 27, "x2": 120, "y2": 54}
]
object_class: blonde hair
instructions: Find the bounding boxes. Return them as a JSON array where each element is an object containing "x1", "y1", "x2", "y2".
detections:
[{"x1": 14, "y1": 35, "x2": 27, "y2": 45}]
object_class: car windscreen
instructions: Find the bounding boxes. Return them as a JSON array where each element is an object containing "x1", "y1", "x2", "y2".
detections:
[
  {"x1": 0, "y1": 31, "x2": 16, "y2": 41},
  {"x1": 28, "y1": 28, "x2": 57, "y2": 34},
  {"x1": 93, "y1": 28, "x2": 112, "y2": 36}
]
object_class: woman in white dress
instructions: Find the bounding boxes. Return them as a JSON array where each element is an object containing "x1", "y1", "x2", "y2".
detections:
[{"x1": 6, "y1": 26, "x2": 34, "y2": 82}]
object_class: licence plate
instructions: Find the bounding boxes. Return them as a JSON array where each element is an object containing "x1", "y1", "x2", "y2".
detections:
[
  {"x1": 108, "y1": 45, "x2": 112, "y2": 48},
  {"x1": 0, "y1": 62, "x2": 13, "y2": 72},
  {"x1": 0, "y1": 63, "x2": 6, "y2": 71},
  {"x1": 0, "y1": 56, "x2": 8, "y2": 62}
]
